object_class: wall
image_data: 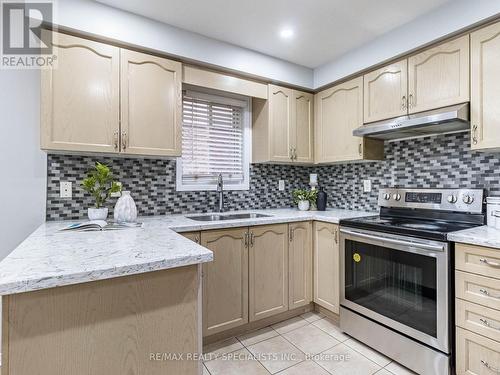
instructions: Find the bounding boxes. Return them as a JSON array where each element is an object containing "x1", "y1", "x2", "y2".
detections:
[
  {"x1": 46, "y1": 132, "x2": 498, "y2": 220},
  {"x1": 53, "y1": 0, "x2": 314, "y2": 89},
  {"x1": 0, "y1": 70, "x2": 46, "y2": 259},
  {"x1": 314, "y1": 0, "x2": 500, "y2": 88}
]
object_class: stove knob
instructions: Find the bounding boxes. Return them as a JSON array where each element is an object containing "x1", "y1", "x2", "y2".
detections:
[
  {"x1": 393, "y1": 193, "x2": 401, "y2": 201},
  {"x1": 462, "y1": 194, "x2": 474, "y2": 204},
  {"x1": 447, "y1": 195, "x2": 458, "y2": 204},
  {"x1": 383, "y1": 193, "x2": 391, "y2": 200}
]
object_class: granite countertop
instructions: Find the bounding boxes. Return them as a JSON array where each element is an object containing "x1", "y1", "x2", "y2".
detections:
[
  {"x1": 0, "y1": 208, "x2": 375, "y2": 296},
  {"x1": 448, "y1": 225, "x2": 500, "y2": 249}
]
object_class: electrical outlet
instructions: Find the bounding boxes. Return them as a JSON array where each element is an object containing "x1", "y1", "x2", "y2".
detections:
[
  {"x1": 60, "y1": 181, "x2": 72, "y2": 198},
  {"x1": 363, "y1": 179, "x2": 372, "y2": 193},
  {"x1": 111, "y1": 182, "x2": 122, "y2": 198},
  {"x1": 278, "y1": 180, "x2": 285, "y2": 191}
]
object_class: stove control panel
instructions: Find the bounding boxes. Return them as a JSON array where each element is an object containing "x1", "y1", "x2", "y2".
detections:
[{"x1": 378, "y1": 188, "x2": 484, "y2": 213}]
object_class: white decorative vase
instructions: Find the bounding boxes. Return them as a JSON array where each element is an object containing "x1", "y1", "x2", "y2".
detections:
[
  {"x1": 298, "y1": 200, "x2": 310, "y2": 211},
  {"x1": 114, "y1": 191, "x2": 137, "y2": 223},
  {"x1": 88, "y1": 207, "x2": 108, "y2": 221}
]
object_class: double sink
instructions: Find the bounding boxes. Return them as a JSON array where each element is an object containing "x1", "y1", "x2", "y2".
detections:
[{"x1": 187, "y1": 212, "x2": 272, "y2": 222}]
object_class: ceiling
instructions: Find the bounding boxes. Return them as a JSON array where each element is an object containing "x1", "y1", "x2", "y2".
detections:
[{"x1": 95, "y1": 0, "x2": 453, "y2": 68}]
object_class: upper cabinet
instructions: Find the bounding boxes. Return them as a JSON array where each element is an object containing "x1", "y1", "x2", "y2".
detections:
[
  {"x1": 41, "y1": 31, "x2": 182, "y2": 157},
  {"x1": 315, "y1": 77, "x2": 384, "y2": 164},
  {"x1": 41, "y1": 32, "x2": 120, "y2": 153},
  {"x1": 252, "y1": 85, "x2": 314, "y2": 164},
  {"x1": 363, "y1": 60, "x2": 408, "y2": 123},
  {"x1": 408, "y1": 35, "x2": 469, "y2": 113},
  {"x1": 470, "y1": 21, "x2": 500, "y2": 151},
  {"x1": 120, "y1": 49, "x2": 182, "y2": 156}
]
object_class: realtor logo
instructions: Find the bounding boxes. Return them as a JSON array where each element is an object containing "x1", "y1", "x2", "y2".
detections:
[{"x1": 1, "y1": 1, "x2": 56, "y2": 68}]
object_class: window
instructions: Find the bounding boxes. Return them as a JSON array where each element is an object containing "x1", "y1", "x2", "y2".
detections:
[{"x1": 176, "y1": 90, "x2": 251, "y2": 191}]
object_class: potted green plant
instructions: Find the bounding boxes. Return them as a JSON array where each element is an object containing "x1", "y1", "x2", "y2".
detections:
[
  {"x1": 81, "y1": 162, "x2": 122, "y2": 221},
  {"x1": 292, "y1": 189, "x2": 317, "y2": 211}
]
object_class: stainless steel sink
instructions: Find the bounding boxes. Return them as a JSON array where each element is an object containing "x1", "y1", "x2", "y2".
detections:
[{"x1": 187, "y1": 213, "x2": 272, "y2": 221}]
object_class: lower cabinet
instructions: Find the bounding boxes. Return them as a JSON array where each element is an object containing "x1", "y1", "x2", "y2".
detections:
[
  {"x1": 313, "y1": 222, "x2": 340, "y2": 314},
  {"x1": 249, "y1": 224, "x2": 289, "y2": 322},
  {"x1": 181, "y1": 231, "x2": 200, "y2": 244},
  {"x1": 289, "y1": 222, "x2": 312, "y2": 309},
  {"x1": 201, "y1": 228, "x2": 249, "y2": 336}
]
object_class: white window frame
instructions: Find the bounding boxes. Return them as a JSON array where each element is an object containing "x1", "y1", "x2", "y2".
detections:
[{"x1": 176, "y1": 89, "x2": 252, "y2": 192}]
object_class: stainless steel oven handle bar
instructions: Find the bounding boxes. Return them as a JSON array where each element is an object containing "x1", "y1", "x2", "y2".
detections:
[{"x1": 340, "y1": 228, "x2": 445, "y2": 252}]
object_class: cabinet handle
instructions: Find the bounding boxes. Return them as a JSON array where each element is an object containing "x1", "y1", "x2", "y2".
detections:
[
  {"x1": 113, "y1": 131, "x2": 119, "y2": 150},
  {"x1": 293, "y1": 148, "x2": 297, "y2": 160},
  {"x1": 480, "y1": 288, "x2": 500, "y2": 299},
  {"x1": 401, "y1": 95, "x2": 406, "y2": 110},
  {"x1": 480, "y1": 318, "x2": 500, "y2": 331},
  {"x1": 358, "y1": 143, "x2": 362, "y2": 156},
  {"x1": 480, "y1": 258, "x2": 500, "y2": 268},
  {"x1": 121, "y1": 131, "x2": 127, "y2": 151},
  {"x1": 481, "y1": 360, "x2": 500, "y2": 373},
  {"x1": 334, "y1": 228, "x2": 338, "y2": 244},
  {"x1": 289, "y1": 227, "x2": 294, "y2": 242},
  {"x1": 250, "y1": 232, "x2": 255, "y2": 247},
  {"x1": 195, "y1": 236, "x2": 200, "y2": 244},
  {"x1": 244, "y1": 232, "x2": 249, "y2": 248},
  {"x1": 472, "y1": 124, "x2": 478, "y2": 145},
  {"x1": 408, "y1": 94, "x2": 414, "y2": 109}
]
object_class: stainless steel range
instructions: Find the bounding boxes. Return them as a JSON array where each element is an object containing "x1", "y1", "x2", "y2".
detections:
[{"x1": 339, "y1": 188, "x2": 485, "y2": 375}]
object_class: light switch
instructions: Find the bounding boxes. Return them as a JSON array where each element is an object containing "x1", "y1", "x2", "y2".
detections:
[
  {"x1": 278, "y1": 180, "x2": 285, "y2": 191},
  {"x1": 60, "y1": 181, "x2": 72, "y2": 198}
]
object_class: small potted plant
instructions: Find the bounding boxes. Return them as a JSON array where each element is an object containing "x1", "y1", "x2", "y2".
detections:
[
  {"x1": 81, "y1": 162, "x2": 121, "y2": 221},
  {"x1": 292, "y1": 189, "x2": 317, "y2": 211}
]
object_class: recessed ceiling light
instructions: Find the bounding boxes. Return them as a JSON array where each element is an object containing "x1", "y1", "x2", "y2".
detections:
[{"x1": 280, "y1": 28, "x2": 294, "y2": 39}]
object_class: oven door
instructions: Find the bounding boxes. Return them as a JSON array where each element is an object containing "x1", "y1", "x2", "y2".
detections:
[{"x1": 340, "y1": 227, "x2": 449, "y2": 353}]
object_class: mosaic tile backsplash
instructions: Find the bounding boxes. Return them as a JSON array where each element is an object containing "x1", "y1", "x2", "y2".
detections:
[{"x1": 46, "y1": 132, "x2": 500, "y2": 220}]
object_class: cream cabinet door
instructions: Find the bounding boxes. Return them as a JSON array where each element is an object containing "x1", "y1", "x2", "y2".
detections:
[
  {"x1": 269, "y1": 85, "x2": 293, "y2": 162},
  {"x1": 249, "y1": 224, "x2": 289, "y2": 321},
  {"x1": 120, "y1": 49, "x2": 182, "y2": 156},
  {"x1": 288, "y1": 222, "x2": 312, "y2": 309},
  {"x1": 471, "y1": 21, "x2": 500, "y2": 151},
  {"x1": 313, "y1": 222, "x2": 340, "y2": 314},
  {"x1": 41, "y1": 32, "x2": 120, "y2": 153},
  {"x1": 363, "y1": 60, "x2": 408, "y2": 123},
  {"x1": 408, "y1": 35, "x2": 469, "y2": 114},
  {"x1": 315, "y1": 77, "x2": 364, "y2": 163},
  {"x1": 292, "y1": 91, "x2": 314, "y2": 163},
  {"x1": 201, "y1": 228, "x2": 248, "y2": 336}
]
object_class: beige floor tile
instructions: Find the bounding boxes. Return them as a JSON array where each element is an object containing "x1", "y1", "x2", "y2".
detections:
[
  {"x1": 314, "y1": 343, "x2": 381, "y2": 375},
  {"x1": 247, "y1": 335, "x2": 305, "y2": 374},
  {"x1": 203, "y1": 363, "x2": 211, "y2": 375},
  {"x1": 203, "y1": 337, "x2": 244, "y2": 359},
  {"x1": 237, "y1": 326, "x2": 279, "y2": 347},
  {"x1": 374, "y1": 369, "x2": 393, "y2": 375},
  {"x1": 311, "y1": 317, "x2": 350, "y2": 342},
  {"x1": 283, "y1": 324, "x2": 339, "y2": 355},
  {"x1": 343, "y1": 338, "x2": 391, "y2": 367},
  {"x1": 278, "y1": 360, "x2": 331, "y2": 375},
  {"x1": 204, "y1": 347, "x2": 269, "y2": 375},
  {"x1": 300, "y1": 311, "x2": 324, "y2": 323},
  {"x1": 385, "y1": 361, "x2": 418, "y2": 375},
  {"x1": 271, "y1": 316, "x2": 309, "y2": 334}
]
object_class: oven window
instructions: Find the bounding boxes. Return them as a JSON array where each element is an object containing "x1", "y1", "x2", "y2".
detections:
[{"x1": 344, "y1": 240, "x2": 437, "y2": 337}]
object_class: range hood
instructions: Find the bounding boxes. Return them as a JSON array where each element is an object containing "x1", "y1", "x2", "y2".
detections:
[{"x1": 353, "y1": 103, "x2": 470, "y2": 141}]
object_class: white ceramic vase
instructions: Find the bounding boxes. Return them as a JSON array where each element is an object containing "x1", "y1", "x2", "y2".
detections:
[
  {"x1": 114, "y1": 191, "x2": 137, "y2": 223},
  {"x1": 88, "y1": 207, "x2": 108, "y2": 221},
  {"x1": 298, "y1": 200, "x2": 310, "y2": 211}
]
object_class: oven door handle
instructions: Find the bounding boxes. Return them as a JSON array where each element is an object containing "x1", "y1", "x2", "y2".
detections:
[{"x1": 340, "y1": 228, "x2": 445, "y2": 252}]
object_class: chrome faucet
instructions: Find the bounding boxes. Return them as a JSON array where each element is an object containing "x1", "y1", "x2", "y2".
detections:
[{"x1": 216, "y1": 173, "x2": 224, "y2": 212}]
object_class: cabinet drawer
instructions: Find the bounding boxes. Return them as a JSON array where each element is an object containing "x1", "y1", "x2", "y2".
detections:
[
  {"x1": 457, "y1": 327, "x2": 500, "y2": 375},
  {"x1": 457, "y1": 299, "x2": 500, "y2": 342},
  {"x1": 456, "y1": 270, "x2": 500, "y2": 310},
  {"x1": 456, "y1": 244, "x2": 500, "y2": 279}
]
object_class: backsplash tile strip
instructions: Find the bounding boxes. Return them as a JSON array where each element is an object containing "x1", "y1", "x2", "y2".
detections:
[{"x1": 46, "y1": 132, "x2": 500, "y2": 221}]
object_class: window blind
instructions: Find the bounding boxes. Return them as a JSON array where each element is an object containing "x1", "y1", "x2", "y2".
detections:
[{"x1": 181, "y1": 92, "x2": 246, "y2": 186}]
